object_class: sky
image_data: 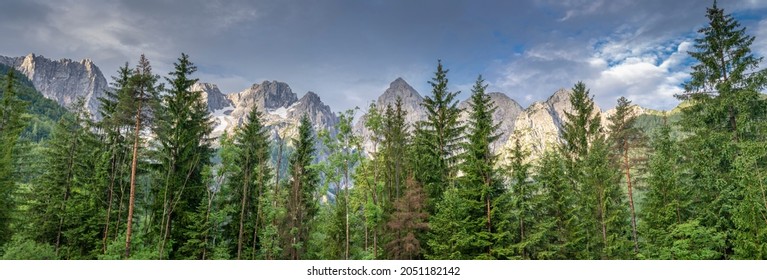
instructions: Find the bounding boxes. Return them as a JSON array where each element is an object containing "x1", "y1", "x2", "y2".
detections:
[{"x1": 1, "y1": 0, "x2": 766, "y2": 112}]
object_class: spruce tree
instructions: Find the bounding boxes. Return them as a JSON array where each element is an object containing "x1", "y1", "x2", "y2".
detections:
[
  {"x1": 283, "y1": 115, "x2": 319, "y2": 259},
  {"x1": 220, "y1": 107, "x2": 272, "y2": 259},
  {"x1": 533, "y1": 151, "x2": 575, "y2": 259},
  {"x1": 676, "y1": 1, "x2": 767, "y2": 258},
  {"x1": 428, "y1": 75, "x2": 500, "y2": 259},
  {"x1": 559, "y1": 82, "x2": 631, "y2": 259},
  {"x1": 414, "y1": 60, "x2": 464, "y2": 211},
  {"x1": 497, "y1": 138, "x2": 551, "y2": 259},
  {"x1": 28, "y1": 99, "x2": 100, "y2": 259},
  {"x1": 152, "y1": 53, "x2": 214, "y2": 259}
]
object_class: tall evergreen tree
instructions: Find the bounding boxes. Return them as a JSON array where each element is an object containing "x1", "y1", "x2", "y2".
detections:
[
  {"x1": 151, "y1": 53, "x2": 214, "y2": 259},
  {"x1": 96, "y1": 63, "x2": 133, "y2": 253},
  {"x1": 220, "y1": 107, "x2": 272, "y2": 259},
  {"x1": 122, "y1": 54, "x2": 161, "y2": 258},
  {"x1": 0, "y1": 70, "x2": 27, "y2": 247},
  {"x1": 497, "y1": 138, "x2": 551, "y2": 259},
  {"x1": 533, "y1": 151, "x2": 575, "y2": 259},
  {"x1": 607, "y1": 96, "x2": 646, "y2": 253},
  {"x1": 283, "y1": 115, "x2": 319, "y2": 259},
  {"x1": 559, "y1": 82, "x2": 631, "y2": 259},
  {"x1": 428, "y1": 75, "x2": 501, "y2": 259},
  {"x1": 676, "y1": 1, "x2": 767, "y2": 258},
  {"x1": 414, "y1": 60, "x2": 464, "y2": 211}
]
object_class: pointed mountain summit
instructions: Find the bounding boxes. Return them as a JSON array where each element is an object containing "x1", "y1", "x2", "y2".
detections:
[
  {"x1": 288, "y1": 91, "x2": 338, "y2": 130},
  {"x1": 356, "y1": 77, "x2": 428, "y2": 154}
]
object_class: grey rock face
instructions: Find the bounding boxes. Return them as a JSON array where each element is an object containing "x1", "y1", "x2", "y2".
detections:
[
  {"x1": 355, "y1": 77, "x2": 426, "y2": 154},
  {"x1": 458, "y1": 91, "x2": 524, "y2": 152},
  {"x1": 213, "y1": 80, "x2": 337, "y2": 143},
  {"x1": 288, "y1": 91, "x2": 338, "y2": 130},
  {"x1": 0, "y1": 53, "x2": 108, "y2": 119},
  {"x1": 227, "y1": 80, "x2": 299, "y2": 126},
  {"x1": 190, "y1": 82, "x2": 232, "y2": 112},
  {"x1": 501, "y1": 88, "x2": 604, "y2": 163}
]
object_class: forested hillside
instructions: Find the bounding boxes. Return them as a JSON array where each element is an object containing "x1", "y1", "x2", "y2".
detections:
[{"x1": 1, "y1": 2, "x2": 766, "y2": 260}]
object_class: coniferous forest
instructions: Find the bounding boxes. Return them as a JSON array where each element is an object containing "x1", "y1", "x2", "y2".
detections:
[{"x1": 1, "y1": 3, "x2": 767, "y2": 260}]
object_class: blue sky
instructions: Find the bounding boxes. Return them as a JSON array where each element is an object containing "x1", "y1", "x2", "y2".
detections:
[{"x1": 1, "y1": 0, "x2": 766, "y2": 111}]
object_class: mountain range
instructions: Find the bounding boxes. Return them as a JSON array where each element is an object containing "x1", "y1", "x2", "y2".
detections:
[{"x1": 0, "y1": 53, "x2": 672, "y2": 160}]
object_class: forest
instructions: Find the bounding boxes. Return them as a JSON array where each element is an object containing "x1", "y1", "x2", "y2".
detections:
[{"x1": 0, "y1": 3, "x2": 766, "y2": 260}]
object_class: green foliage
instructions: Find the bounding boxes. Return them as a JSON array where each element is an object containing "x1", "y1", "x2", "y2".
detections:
[
  {"x1": 674, "y1": 2, "x2": 767, "y2": 258},
  {"x1": 283, "y1": 115, "x2": 320, "y2": 259},
  {"x1": 0, "y1": 70, "x2": 27, "y2": 247},
  {"x1": 415, "y1": 60, "x2": 464, "y2": 210},
  {"x1": 429, "y1": 76, "x2": 502, "y2": 260},
  {"x1": 1, "y1": 236, "x2": 56, "y2": 260},
  {"x1": 219, "y1": 107, "x2": 272, "y2": 259},
  {"x1": 495, "y1": 138, "x2": 553, "y2": 259},
  {"x1": 150, "y1": 53, "x2": 214, "y2": 259}
]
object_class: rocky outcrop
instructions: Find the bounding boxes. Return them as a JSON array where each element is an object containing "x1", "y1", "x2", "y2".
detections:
[
  {"x1": 501, "y1": 88, "x2": 606, "y2": 163},
  {"x1": 0, "y1": 53, "x2": 108, "y2": 119},
  {"x1": 288, "y1": 91, "x2": 338, "y2": 130},
  {"x1": 459, "y1": 92, "x2": 524, "y2": 152},
  {"x1": 227, "y1": 80, "x2": 298, "y2": 126},
  {"x1": 191, "y1": 82, "x2": 232, "y2": 112},
  {"x1": 206, "y1": 80, "x2": 337, "y2": 143},
  {"x1": 355, "y1": 77, "x2": 426, "y2": 154}
]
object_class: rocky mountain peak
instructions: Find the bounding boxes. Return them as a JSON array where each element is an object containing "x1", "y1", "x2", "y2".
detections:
[
  {"x1": 190, "y1": 82, "x2": 232, "y2": 112},
  {"x1": 288, "y1": 91, "x2": 337, "y2": 130},
  {"x1": 0, "y1": 53, "x2": 108, "y2": 119},
  {"x1": 378, "y1": 77, "x2": 422, "y2": 104}
]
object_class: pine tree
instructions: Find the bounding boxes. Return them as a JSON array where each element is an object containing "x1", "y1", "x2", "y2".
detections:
[
  {"x1": 152, "y1": 53, "x2": 214, "y2": 259},
  {"x1": 122, "y1": 54, "x2": 160, "y2": 258},
  {"x1": 0, "y1": 70, "x2": 27, "y2": 247},
  {"x1": 559, "y1": 82, "x2": 631, "y2": 259},
  {"x1": 220, "y1": 107, "x2": 272, "y2": 259},
  {"x1": 96, "y1": 63, "x2": 133, "y2": 253},
  {"x1": 676, "y1": 1, "x2": 767, "y2": 258},
  {"x1": 607, "y1": 96, "x2": 646, "y2": 253},
  {"x1": 414, "y1": 60, "x2": 464, "y2": 211},
  {"x1": 283, "y1": 115, "x2": 319, "y2": 259},
  {"x1": 428, "y1": 75, "x2": 500, "y2": 259}
]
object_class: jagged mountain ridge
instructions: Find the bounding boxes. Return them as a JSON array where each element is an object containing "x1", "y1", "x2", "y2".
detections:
[
  {"x1": 0, "y1": 52, "x2": 661, "y2": 157},
  {"x1": 198, "y1": 80, "x2": 338, "y2": 142},
  {"x1": 0, "y1": 53, "x2": 108, "y2": 119}
]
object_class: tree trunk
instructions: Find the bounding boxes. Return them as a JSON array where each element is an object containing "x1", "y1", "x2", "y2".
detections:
[
  {"x1": 125, "y1": 99, "x2": 142, "y2": 258},
  {"x1": 102, "y1": 148, "x2": 117, "y2": 253},
  {"x1": 237, "y1": 168, "x2": 250, "y2": 260},
  {"x1": 344, "y1": 158, "x2": 350, "y2": 260}
]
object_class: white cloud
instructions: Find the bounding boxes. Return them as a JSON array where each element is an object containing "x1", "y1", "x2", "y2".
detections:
[{"x1": 494, "y1": 29, "x2": 693, "y2": 111}]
